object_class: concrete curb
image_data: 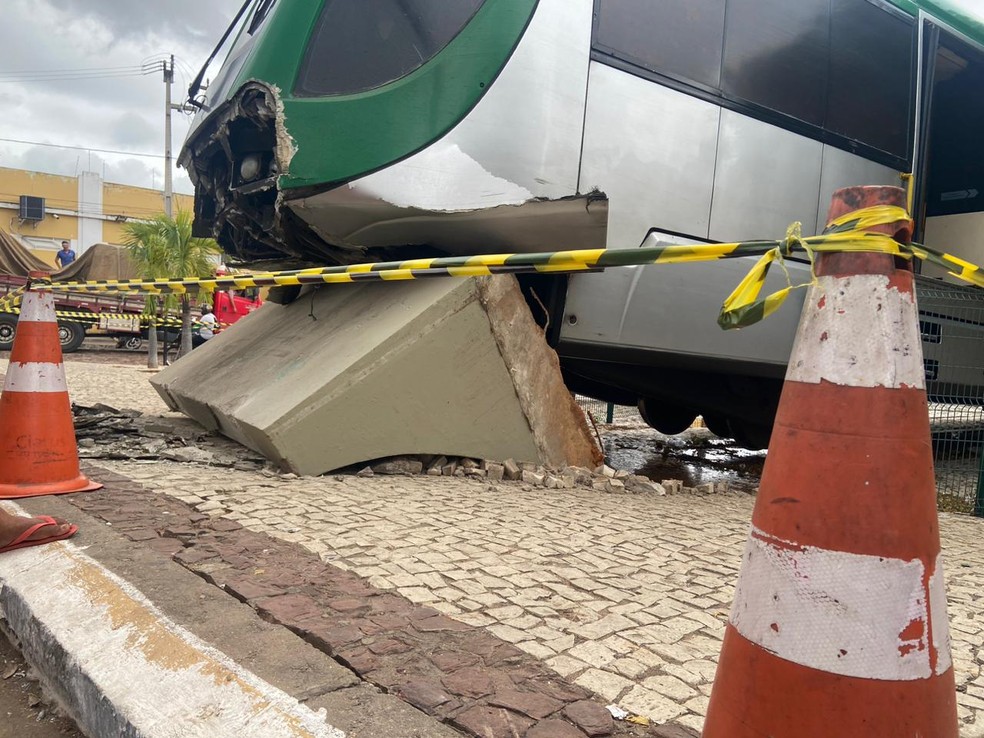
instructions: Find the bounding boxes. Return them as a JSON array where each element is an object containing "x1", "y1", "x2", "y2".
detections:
[{"x1": 0, "y1": 501, "x2": 344, "y2": 738}]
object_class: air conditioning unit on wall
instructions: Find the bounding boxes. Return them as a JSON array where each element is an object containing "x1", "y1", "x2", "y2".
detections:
[{"x1": 19, "y1": 195, "x2": 45, "y2": 221}]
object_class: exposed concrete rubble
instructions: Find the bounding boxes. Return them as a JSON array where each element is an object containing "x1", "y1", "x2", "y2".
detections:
[
  {"x1": 151, "y1": 275, "x2": 602, "y2": 476},
  {"x1": 72, "y1": 403, "x2": 272, "y2": 471},
  {"x1": 72, "y1": 404, "x2": 735, "y2": 498}
]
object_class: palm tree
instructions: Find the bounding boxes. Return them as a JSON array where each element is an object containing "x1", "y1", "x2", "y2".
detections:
[
  {"x1": 122, "y1": 220, "x2": 169, "y2": 369},
  {"x1": 153, "y1": 211, "x2": 220, "y2": 356},
  {"x1": 123, "y1": 212, "x2": 220, "y2": 366}
]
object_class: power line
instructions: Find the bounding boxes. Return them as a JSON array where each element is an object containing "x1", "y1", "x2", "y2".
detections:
[
  {"x1": 0, "y1": 70, "x2": 157, "y2": 85},
  {"x1": 0, "y1": 137, "x2": 163, "y2": 160},
  {"x1": 0, "y1": 62, "x2": 160, "y2": 84},
  {"x1": 0, "y1": 63, "x2": 152, "y2": 76}
]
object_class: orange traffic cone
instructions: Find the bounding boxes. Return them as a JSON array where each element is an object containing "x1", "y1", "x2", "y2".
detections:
[
  {"x1": 0, "y1": 273, "x2": 102, "y2": 498},
  {"x1": 703, "y1": 186, "x2": 958, "y2": 737}
]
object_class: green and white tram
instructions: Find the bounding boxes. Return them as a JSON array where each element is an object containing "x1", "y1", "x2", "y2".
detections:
[{"x1": 182, "y1": 0, "x2": 984, "y2": 447}]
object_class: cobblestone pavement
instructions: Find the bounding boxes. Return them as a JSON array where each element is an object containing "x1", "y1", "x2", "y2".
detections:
[{"x1": 8, "y1": 356, "x2": 984, "y2": 735}]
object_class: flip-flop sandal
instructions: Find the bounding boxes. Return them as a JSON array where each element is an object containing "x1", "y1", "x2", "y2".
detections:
[{"x1": 0, "y1": 515, "x2": 78, "y2": 554}]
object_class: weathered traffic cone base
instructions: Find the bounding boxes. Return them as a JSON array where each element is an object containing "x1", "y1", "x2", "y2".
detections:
[{"x1": 705, "y1": 626, "x2": 958, "y2": 738}]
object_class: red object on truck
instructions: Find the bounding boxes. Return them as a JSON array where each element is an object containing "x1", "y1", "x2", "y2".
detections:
[{"x1": 213, "y1": 289, "x2": 262, "y2": 330}]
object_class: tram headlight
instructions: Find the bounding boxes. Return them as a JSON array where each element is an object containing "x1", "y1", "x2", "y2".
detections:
[{"x1": 239, "y1": 154, "x2": 263, "y2": 182}]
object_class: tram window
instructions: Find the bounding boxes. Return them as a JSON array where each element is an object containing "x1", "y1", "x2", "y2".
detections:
[
  {"x1": 595, "y1": 0, "x2": 726, "y2": 90},
  {"x1": 296, "y1": 0, "x2": 485, "y2": 96},
  {"x1": 827, "y1": 0, "x2": 914, "y2": 159},
  {"x1": 720, "y1": 0, "x2": 829, "y2": 127}
]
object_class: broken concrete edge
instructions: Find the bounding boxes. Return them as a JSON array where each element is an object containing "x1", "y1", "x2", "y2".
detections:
[
  {"x1": 475, "y1": 276, "x2": 603, "y2": 469},
  {"x1": 0, "y1": 501, "x2": 343, "y2": 738}
]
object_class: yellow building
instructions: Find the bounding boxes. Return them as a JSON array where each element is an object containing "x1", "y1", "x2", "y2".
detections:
[{"x1": 0, "y1": 166, "x2": 194, "y2": 268}]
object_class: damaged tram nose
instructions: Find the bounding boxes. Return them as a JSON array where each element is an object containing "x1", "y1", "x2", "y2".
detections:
[{"x1": 180, "y1": 83, "x2": 288, "y2": 262}]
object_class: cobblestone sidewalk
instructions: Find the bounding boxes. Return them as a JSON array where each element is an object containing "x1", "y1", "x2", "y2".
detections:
[
  {"x1": 98, "y1": 458, "x2": 984, "y2": 736},
  {"x1": 7, "y1": 356, "x2": 984, "y2": 735}
]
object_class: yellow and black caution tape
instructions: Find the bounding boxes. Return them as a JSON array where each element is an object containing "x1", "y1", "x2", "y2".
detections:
[
  {"x1": 0, "y1": 306, "x2": 206, "y2": 330},
  {"x1": 0, "y1": 286, "x2": 25, "y2": 312},
  {"x1": 25, "y1": 205, "x2": 984, "y2": 329}
]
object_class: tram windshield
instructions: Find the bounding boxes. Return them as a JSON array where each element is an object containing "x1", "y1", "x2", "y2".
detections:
[{"x1": 296, "y1": 0, "x2": 486, "y2": 97}]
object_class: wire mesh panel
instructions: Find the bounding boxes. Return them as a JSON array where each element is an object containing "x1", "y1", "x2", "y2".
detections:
[
  {"x1": 919, "y1": 279, "x2": 984, "y2": 514},
  {"x1": 574, "y1": 396, "x2": 643, "y2": 426}
]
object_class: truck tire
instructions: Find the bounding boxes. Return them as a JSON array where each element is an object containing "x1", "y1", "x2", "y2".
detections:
[
  {"x1": 637, "y1": 397, "x2": 697, "y2": 436},
  {"x1": 0, "y1": 315, "x2": 16, "y2": 351},
  {"x1": 57, "y1": 321, "x2": 86, "y2": 353},
  {"x1": 118, "y1": 335, "x2": 143, "y2": 351}
]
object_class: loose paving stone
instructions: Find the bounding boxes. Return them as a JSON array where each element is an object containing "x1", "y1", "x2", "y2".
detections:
[
  {"x1": 452, "y1": 706, "x2": 535, "y2": 738},
  {"x1": 487, "y1": 689, "x2": 563, "y2": 720},
  {"x1": 397, "y1": 678, "x2": 455, "y2": 712},
  {"x1": 526, "y1": 719, "x2": 587, "y2": 738},
  {"x1": 563, "y1": 701, "x2": 614, "y2": 737}
]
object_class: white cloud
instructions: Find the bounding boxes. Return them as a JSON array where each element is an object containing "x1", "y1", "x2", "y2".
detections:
[{"x1": 0, "y1": 0, "x2": 242, "y2": 195}]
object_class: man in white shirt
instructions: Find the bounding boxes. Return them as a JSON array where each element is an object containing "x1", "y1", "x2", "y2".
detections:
[{"x1": 193, "y1": 304, "x2": 218, "y2": 347}]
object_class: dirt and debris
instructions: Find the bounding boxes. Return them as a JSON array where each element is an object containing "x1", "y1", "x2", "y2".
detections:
[
  {"x1": 72, "y1": 403, "x2": 272, "y2": 472},
  {"x1": 71, "y1": 402, "x2": 759, "y2": 499},
  {"x1": 0, "y1": 631, "x2": 84, "y2": 737}
]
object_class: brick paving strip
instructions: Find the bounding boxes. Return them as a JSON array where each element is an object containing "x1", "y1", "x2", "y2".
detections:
[{"x1": 68, "y1": 462, "x2": 695, "y2": 738}]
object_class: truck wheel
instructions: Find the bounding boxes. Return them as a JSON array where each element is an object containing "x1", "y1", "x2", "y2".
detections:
[
  {"x1": 57, "y1": 321, "x2": 86, "y2": 353},
  {"x1": 119, "y1": 335, "x2": 143, "y2": 351},
  {"x1": 0, "y1": 315, "x2": 16, "y2": 351},
  {"x1": 637, "y1": 397, "x2": 697, "y2": 436}
]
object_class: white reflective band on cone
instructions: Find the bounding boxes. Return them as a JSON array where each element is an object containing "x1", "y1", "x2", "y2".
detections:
[
  {"x1": 17, "y1": 293, "x2": 57, "y2": 324},
  {"x1": 730, "y1": 526, "x2": 952, "y2": 681},
  {"x1": 787, "y1": 274, "x2": 926, "y2": 389},
  {"x1": 3, "y1": 362, "x2": 68, "y2": 393}
]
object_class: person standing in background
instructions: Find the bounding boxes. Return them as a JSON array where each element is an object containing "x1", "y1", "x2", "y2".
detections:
[{"x1": 54, "y1": 240, "x2": 76, "y2": 268}]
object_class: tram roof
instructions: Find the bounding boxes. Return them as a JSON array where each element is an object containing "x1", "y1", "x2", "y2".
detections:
[{"x1": 894, "y1": 0, "x2": 984, "y2": 44}]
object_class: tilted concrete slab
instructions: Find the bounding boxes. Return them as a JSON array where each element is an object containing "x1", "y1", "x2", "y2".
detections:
[{"x1": 151, "y1": 275, "x2": 601, "y2": 476}]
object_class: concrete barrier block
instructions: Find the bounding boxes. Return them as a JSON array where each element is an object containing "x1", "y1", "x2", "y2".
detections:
[{"x1": 151, "y1": 276, "x2": 600, "y2": 476}]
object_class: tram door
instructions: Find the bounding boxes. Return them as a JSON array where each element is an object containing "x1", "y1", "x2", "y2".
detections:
[{"x1": 917, "y1": 21, "x2": 984, "y2": 281}]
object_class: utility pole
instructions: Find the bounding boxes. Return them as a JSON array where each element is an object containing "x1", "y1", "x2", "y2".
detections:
[
  {"x1": 162, "y1": 55, "x2": 200, "y2": 217},
  {"x1": 163, "y1": 55, "x2": 174, "y2": 218}
]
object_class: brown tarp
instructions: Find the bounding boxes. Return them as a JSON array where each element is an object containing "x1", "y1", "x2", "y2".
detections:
[
  {"x1": 0, "y1": 230, "x2": 52, "y2": 276},
  {"x1": 53, "y1": 243, "x2": 140, "y2": 282}
]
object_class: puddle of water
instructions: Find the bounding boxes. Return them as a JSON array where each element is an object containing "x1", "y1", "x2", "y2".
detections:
[{"x1": 602, "y1": 427, "x2": 765, "y2": 494}]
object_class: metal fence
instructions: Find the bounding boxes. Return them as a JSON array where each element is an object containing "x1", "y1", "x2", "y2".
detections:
[{"x1": 920, "y1": 280, "x2": 984, "y2": 515}]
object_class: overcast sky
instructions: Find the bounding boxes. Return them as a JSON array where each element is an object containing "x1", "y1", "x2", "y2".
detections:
[{"x1": 0, "y1": 0, "x2": 243, "y2": 195}]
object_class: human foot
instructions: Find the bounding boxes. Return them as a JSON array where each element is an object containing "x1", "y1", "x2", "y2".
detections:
[{"x1": 0, "y1": 512, "x2": 77, "y2": 553}]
